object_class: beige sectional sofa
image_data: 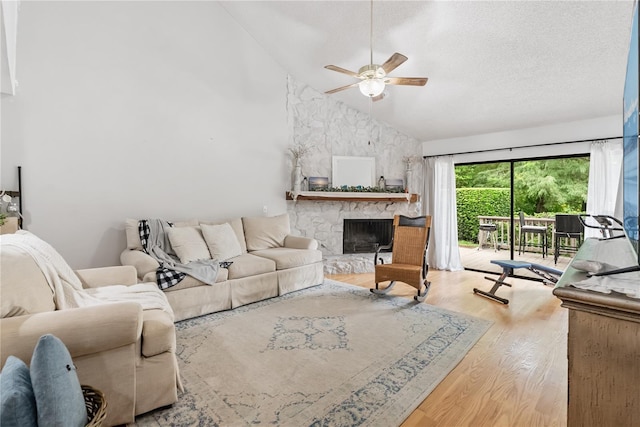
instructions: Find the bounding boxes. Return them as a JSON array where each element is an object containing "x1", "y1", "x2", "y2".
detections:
[
  {"x1": 120, "y1": 213, "x2": 325, "y2": 321},
  {"x1": 0, "y1": 234, "x2": 179, "y2": 427}
]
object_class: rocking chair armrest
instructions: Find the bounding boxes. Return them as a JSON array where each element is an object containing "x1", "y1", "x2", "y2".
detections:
[{"x1": 373, "y1": 242, "x2": 393, "y2": 265}]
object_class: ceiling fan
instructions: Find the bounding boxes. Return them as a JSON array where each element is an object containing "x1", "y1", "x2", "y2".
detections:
[{"x1": 324, "y1": 0, "x2": 428, "y2": 101}]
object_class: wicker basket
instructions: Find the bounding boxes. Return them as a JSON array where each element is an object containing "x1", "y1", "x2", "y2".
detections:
[{"x1": 82, "y1": 385, "x2": 107, "y2": 427}]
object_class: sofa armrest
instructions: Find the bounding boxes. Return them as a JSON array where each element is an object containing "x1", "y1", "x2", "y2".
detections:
[
  {"x1": 0, "y1": 302, "x2": 143, "y2": 367},
  {"x1": 75, "y1": 265, "x2": 138, "y2": 288},
  {"x1": 121, "y1": 249, "x2": 160, "y2": 281},
  {"x1": 141, "y1": 309, "x2": 176, "y2": 357},
  {"x1": 284, "y1": 235, "x2": 319, "y2": 250}
]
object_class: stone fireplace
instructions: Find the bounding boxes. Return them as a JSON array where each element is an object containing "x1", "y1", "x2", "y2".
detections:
[
  {"x1": 287, "y1": 197, "x2": 421, "y2": 274},
  {"x1": 286, "y1": 75, "x2": 424, "y2": 273}
]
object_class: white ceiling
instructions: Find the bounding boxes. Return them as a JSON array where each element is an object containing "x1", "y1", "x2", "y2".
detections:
[{"x1": 221, "y1": 1, "x2": 634, "y2": 142}]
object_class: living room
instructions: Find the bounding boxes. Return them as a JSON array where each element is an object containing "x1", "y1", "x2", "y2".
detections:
[
  {"x1": 1, "y1": 1, "x2": 629, "y2": 270},
  {"x1": 1, "y1": 1, "x2": 638, "y2": 426}
]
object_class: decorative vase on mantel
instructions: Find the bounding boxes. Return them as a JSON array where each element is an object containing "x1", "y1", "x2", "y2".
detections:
[
  {"x1": 292, "y1": 163, "x2": 303, "y2": 192},
  {"x1": 405, "y1": 167, "x2": 413, "y2": 194}
]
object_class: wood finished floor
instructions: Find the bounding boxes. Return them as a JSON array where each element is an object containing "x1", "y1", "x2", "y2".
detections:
[{"x1": 327, "y1": 270, "x2": 568, "y2": 427}]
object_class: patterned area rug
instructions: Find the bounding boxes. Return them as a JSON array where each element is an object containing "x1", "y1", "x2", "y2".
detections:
[{"x1": 135, "y1": 279, "x2": 492, "y2": 426}]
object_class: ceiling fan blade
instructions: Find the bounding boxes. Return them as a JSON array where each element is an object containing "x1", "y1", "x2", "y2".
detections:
[
  {"x1": 325, "y1": 82, "x2": 360, "y2": 94},
  {"x1": 381, "y1": 53, "x2": 408, "y2": 74},
  {"x1": 385, "y1": 77, "x2": 428, "y2": 86},
  {"x1": 324, "y1": 65, "x2": 360, "y2": 78}
]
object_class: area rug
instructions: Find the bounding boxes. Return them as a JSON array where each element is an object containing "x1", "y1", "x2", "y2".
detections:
[{"x1": 135, "y1": 279, "x2": 492, "y2": 426}]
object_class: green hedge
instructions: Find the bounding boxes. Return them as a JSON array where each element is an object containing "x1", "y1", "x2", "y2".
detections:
[{"x1": 457, "y1": 188, "x2": 510, "y2": 242}]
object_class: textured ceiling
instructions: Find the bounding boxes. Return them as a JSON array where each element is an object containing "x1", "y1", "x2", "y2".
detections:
[{"x1": 221, "y1": 1, "x2": 634, "y2": 142}]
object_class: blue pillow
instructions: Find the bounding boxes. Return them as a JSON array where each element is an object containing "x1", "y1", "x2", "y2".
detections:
[
  {"x1": 0, "y1": 355, "x2": 37, "y2": 427},
  {"x1": 30, "y1": 334, "x2": 87, "y2": 427}
]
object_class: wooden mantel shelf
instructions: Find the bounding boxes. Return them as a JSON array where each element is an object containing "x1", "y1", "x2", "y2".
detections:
[{"x1": 286, "y1": 191, "x2": 420, "y2": 203}]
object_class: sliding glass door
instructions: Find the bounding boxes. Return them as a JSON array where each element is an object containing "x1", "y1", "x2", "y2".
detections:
[
  {"x1": 512, "y1": 157, "x2": 589, "y2": 278},
  {"x1": 456, "y1": 162, "x2": 511, "y2": 275},
  {"x1": 457, "y1": 155, "x2": 589, "y2": 276}
]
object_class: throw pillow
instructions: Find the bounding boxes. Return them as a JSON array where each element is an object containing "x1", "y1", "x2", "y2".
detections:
[
  {"x1": 167, "y1": 226, "x2": 211, "y2": 263},
  {"x1": 242, "y1": 213, "x2": 291, "y2": 251},
  {"x1": 30, "y1": 334, "x2": 87, "y2": 427},
  {"x1": 201, "y1": 223, "x2": 243, "y2": 261},
  {"x1": 125, "y1": 218, "x2": 143, "y2": 250},
  {"x1": 199, "y1": 218, "x2": 247, "y2": 253},
  {"x1": 0, "y1": 356, "x2": 37, "y2": 427},
  {"x1": 126, "y1": 218, "x2": 201, "y2": 251}
]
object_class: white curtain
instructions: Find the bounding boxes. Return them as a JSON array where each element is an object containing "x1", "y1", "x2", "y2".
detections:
[
  {"x1": 585, "y1": 140, "x2": 624, "y2": 238},
  {"x1": 423, "y1": 156, "x2": 463, "y2": 271}
]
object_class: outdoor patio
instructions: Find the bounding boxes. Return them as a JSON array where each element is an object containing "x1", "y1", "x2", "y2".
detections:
[{"x1": 462, "y1": 214, "x2": 582, "y2": 280}]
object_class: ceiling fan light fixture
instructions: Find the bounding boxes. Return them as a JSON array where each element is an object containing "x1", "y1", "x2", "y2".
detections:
[
  {"x1": 323, "y1": 0, "x2": 428, "y2": 98},
  {"x1": 359, "y1": 78, "x2": 385, "y2": 97}
]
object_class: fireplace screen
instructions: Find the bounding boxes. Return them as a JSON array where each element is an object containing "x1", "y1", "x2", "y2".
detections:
[{"x1": 343, "y1": 219, "x2": 394, "y2": 254}]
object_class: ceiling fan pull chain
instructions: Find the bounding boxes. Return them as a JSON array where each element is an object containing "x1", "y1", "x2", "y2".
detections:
[
  {"x1": 368, "y1": 98, "x2": 373, "y2": 145},
  {"x1": 370, "y1": 0, "x2": 373, "y2": 65}
]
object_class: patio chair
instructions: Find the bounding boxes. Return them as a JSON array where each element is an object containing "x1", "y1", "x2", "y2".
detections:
[
  {"x1": 518, "y1": 211, "x2": 547, "y2": 258},
  {"x1": 477, "y1": 223, "x2": 498, "y2": 252},
  {"x1": 372, "y1": 215, "x2": 432, "y2": 302},
  {"x1": 553, "y1": 214, "x2": 583, "y2": 264}
]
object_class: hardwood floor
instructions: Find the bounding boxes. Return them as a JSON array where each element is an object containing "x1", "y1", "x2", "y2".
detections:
[{"x1": 327, "y1": 270, "x2": 568, "y2": 427}]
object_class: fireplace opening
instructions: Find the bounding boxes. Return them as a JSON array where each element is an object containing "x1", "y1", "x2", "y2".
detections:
[{"x1": 343, "y1": 219, "x2": 393, "y2": 254}]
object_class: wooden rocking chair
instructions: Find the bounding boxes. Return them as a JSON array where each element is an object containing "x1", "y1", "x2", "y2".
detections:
[{"x1": 372, "y1": 215, "x2": 432, "y2": 302}]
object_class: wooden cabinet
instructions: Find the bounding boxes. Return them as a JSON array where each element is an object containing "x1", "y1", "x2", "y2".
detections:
[{"x1": 553, "y1": 238, "x2": 640, "y2": 427}]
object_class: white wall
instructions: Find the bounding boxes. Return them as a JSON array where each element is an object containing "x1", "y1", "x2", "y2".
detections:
[
  {"x1": 1, "y1": 1, "x2": 289, "y2": 268},
  {"x1": 423, "y1": 115, "x2": 621, "y2": 162},
  {"x1": 1, "y1": 0, "x2": 19, "y2": 95}
]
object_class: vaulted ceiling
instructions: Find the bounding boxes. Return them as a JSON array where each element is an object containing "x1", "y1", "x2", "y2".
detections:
[{"x1": 221, "y1": 1, "x2": 634, "y2": 142}]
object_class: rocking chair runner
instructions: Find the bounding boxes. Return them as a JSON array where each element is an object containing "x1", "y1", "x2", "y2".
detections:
[{"x1": 371, "y1": 215, "x2": 432, "y2": 302}]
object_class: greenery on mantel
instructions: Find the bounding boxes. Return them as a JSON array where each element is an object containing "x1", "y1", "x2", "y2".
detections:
[
  {"x1": 0, "y1": 213, "x2": 6, "y2": 226},
  {"x1": 310, "y1": 186, "x2": 407, "y2": 194}
]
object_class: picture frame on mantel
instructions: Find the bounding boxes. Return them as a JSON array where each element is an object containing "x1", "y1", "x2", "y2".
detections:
[{"x1": 332, "y1": 156, "x2": 375, "y2": 188}]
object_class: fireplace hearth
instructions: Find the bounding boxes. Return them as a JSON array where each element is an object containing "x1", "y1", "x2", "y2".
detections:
[{"x1": 343, "y1": 219, "x2": 393, "y2": 254}]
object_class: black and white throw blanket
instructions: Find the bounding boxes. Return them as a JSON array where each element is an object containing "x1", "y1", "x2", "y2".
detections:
[{"x1": 139, "y1": 219, "x2": 219, "y2": 290}]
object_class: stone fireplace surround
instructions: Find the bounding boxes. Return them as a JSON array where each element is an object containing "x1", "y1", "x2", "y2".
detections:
[
  {"x1": 286, "y1": 76, "x2": 424, "y2": 274},
  {"x1": 287, "y1": 198, "x2": 421, "y2": 274}
]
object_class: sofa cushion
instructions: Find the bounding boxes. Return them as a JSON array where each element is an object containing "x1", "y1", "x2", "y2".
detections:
[
  {"x1": 1, "y1": 245, "x2": 55, "y2": 318},
  {"x1": 199, "y1": 218, "x2": 247, "y2": 253},
  {"x1": 250, "y1": 248, "x2": 323, "y2": 270},
  {"x1": 30, "y1": 334, "x2": 87, "y2": 427},
  {"x1": 242, "y1": 213, "x2": 290, "y2": 251},
  {"x1": 0, "y1": 356, "x2": 37, "y2": 427},
  {"x1": 141, "y1": 310, "x2": 176, "y2": 357},
  {"x1": 227, "y1": 253, "x2": 276, "y2": 280},
  {"x1": 201, "y1": 223, "x2": 242, "y2": 261},
  {"x1": 167, "y1": 226, "x2": 210, "y2": 264}
]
